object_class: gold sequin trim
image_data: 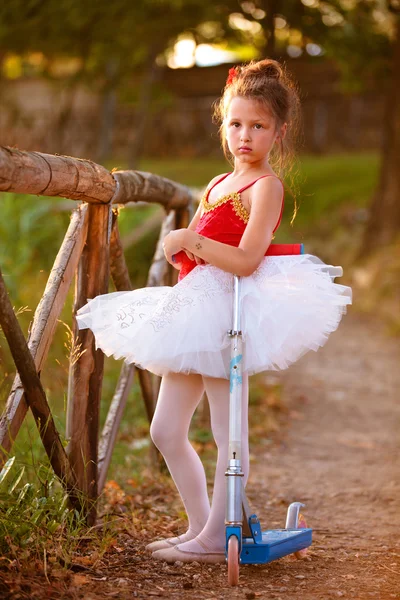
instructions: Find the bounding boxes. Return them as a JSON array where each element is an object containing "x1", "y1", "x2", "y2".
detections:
[
  {"x1": 202, "y1": 192, "x2": 250, "y2": 224},
  {"x1": 202, "y1": 192, "x2": 278, "y2": 239}
]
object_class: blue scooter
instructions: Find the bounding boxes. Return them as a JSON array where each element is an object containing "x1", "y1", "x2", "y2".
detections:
[{"x1": 225, "y1": 257, "x2": 312, "y2": 585}]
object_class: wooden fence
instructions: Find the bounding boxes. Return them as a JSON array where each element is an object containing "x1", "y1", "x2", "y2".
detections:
[{"x1": 0, "y1": 146, "x2": 194, "y2": 524}]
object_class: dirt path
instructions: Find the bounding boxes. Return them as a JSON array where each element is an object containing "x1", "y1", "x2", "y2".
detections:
[
  {"x1": 3, "y1": 312, "x2": 399, "y2": 600},
  {"x1": 132, "y1": 312, "x2": 399, "y2": 600},
  {"x1": 246, "y1": 311, "x2": 400, "y2": 599},
  {"x1": 100, "y1": 312, "x2": 400, "y2": 600}
]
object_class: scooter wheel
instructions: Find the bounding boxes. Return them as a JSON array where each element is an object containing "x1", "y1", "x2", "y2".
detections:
[
  {"x1": 227, "y1": 535, "x2": 240, "y2": 586},
  {"x1": 294, "y1": 513, "x2": 309, "y2": 559}
]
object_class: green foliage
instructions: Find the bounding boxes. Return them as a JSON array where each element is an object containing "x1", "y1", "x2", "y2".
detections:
[
  {"x1": 1, "y1": 1, "x2": 393, "y2": 86},
  {"x1": 286, "y1": 151, "x2": 379, "y2": 225},
  {"x1": 0, "y1": 0, "x2": 236, "y2": 91},
  {"x1": 0, "y1": 0, "x2": 395, "y2": 120},
  {"x1": 138, "y1": 151, "x2": 379, "y2": 239},
  {"x1": 313, "y1": 2, "x2": 394, "y2": 91},
  {"x1": 0, "y1": 457, "x2": 88, "y2": 557},
  {"x1": 0, "y1": 192, "x2": 72, "y2": 300}
]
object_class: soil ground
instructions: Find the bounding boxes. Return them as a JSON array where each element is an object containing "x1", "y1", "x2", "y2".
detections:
[{"x1": 1, "y1": 311, "x2": 399, "y2": 599}]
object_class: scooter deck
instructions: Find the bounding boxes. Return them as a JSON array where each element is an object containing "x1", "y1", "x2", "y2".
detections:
[{"x1": 239, "y1": 528, "x2": 312, "y2": 564}]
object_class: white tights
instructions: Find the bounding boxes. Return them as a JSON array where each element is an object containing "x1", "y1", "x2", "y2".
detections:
[{"x1": 150, "y1": 371, "x2": 249, "y2": 553}]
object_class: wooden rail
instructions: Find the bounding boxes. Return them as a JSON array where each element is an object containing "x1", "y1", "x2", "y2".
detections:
[
  {"x1": 0, "y1": 146, "x2": 191, "y2": 209},
  {"x1": 0, "y1": 145, "x2": 194, "y2": 523}
]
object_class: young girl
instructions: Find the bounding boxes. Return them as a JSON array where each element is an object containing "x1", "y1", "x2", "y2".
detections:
[{"x1": 76, "y1": 59, "x2": 352, "y2": 564}]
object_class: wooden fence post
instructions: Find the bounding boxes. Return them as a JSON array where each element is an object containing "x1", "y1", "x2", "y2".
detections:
[
  {"x1": 97, "y1": 362, "x2": 136, "y2": 493},
  {"x1": 66, "y1": 203, "x2": 112, "y2": 524}
]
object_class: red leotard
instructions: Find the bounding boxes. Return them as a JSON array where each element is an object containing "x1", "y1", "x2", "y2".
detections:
[{"x1": 176, "y1": 173, "x2": 286, "y2": 281}]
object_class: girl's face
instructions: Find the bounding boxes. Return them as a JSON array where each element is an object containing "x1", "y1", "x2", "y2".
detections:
[{"x1": 224, "y1": 96, "x2": 286, "y2": 166}]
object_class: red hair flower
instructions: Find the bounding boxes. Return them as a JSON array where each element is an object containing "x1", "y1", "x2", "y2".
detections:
[{"x1": 226, "y1": 67, "x2": 238, "y2": 86}]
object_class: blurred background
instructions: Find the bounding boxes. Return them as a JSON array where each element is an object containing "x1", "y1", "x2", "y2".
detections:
[
  {"x1": 0, "y1": 0, "x2": 399, "y2": 485},
  {"x1": 0, "y1": 0, "x2": 397, "y2": 164}
]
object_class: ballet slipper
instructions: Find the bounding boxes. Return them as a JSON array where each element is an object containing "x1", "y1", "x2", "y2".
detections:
[
  {"x1": 145, "y1": 534, "x2": 194, "y2": 552},
  {"x1": 151, "y1": 543, "x2": 225, "y2": 564},
  {"x1": 145, "y1": 538, "x2": 177, "y2": 552}
]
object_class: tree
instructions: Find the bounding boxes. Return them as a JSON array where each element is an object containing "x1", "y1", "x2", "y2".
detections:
[
  {"x1": 236, "y1": 0, "x2": 399, "y2": 255},
  {"x1": 359, "y1": 8, "x2": 400, "y2": 255},
  {"x1": 0, "y1": 0, "x2": 233, "y2": 161},
  {"x1": 306, "y1": 0, "x2": 399, "y2": 256}
]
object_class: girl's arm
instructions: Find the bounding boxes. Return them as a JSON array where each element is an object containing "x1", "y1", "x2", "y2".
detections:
[
  {"x1": 177, "y1": 192, "x2": 204, "y2": 264},
  {"x1": 178, "y1": 176, "x2": 225, "y2": 264},
  {"x1": 163, "y1": 176, "x2": 283, "y2": 277},
  {"x1": 167, "y1": 193, "x2": 204, "y2": 270}
]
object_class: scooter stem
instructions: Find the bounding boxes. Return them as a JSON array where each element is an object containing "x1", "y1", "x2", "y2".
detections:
[{"x1": 228, "y1": 275, "x2": 243, "y2": 462}]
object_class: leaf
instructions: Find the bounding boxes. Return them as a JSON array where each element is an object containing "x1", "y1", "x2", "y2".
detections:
[
  {"x1": 16, "y1": 483, "x2": 34, "y2": 505},
  {"x1": 73, "y1": 556, "x2": 96, "y2": 567},
  {"x1": 72, "y1": 574, "x2": 90, "y2": 585},
  {"x1": 47, "y1": 520, "x2": 60, "y2": 534},
  {"x1": 0, "y1": 457, "x2": 16, "y2": 486},
  {"x1": 8, "y1": 466, "x2": 25, "y2": 495},
  {"x1": 60, "y1": 493, "x2": 69, "y2": 511},
  {"x1": 32, "y1": 508, "x2": 46, "y2": 525}
]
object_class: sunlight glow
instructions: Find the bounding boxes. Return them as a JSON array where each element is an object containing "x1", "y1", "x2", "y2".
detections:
[
  {"x1": 240, "y1": 2, "x2": 265, "y2": 19},
  {"x1": 339, "y1": 0, "x2": 358, "y2": 9},
  {"x1": 241, "y1": 1, "x2": 256, "y2": 14},
  {"x1": 306, "y1": 43, "x2": 323, "y2": 56},
  {"x1": 287, "y1": 45, "x2": 303, "y2": 58},
  {"x1": 229, "y1": 13, "x2": 262, "y2": 34},
  {"x1": 276, "y1": 28, "x2": 290, "y2": 41},
  {"x1": 167, "y1": 39, "x2": 196, "y2": 69},
  {"x1": 322, "y1": 13, "x2": 345, "y2": 26},
  {"x1": 289, "y1": 29, "x2": 303, "y2": 45},
  {"x1": 195, "y1": 45, "x2": 238, "y2": 67},
  {"x1": 167, "y1": 39, "x2": 239, "y2": 68},
  {"x1": 3, "y1": 54, "x2": 22, "y2": 79},
  {"x1": 275, "y1": 16, "x2": 287, "y2": 29},
  {"x1": 320, "y1": 4, "x2": 345, "y2": 26},
  {"x1": 253, "y1": 8, "x2": 266, "y2": 19},
  {"x1": 197, "y1": 21, "x2": 222, "y2": 39}
]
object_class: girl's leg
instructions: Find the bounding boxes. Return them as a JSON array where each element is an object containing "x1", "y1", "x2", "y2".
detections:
[
  {"x1": 176, "y1": 372, "x2": 249, "y2": 554},
  {"x1": 150, "y1": 372, "x2": 210, "y2": 541}
]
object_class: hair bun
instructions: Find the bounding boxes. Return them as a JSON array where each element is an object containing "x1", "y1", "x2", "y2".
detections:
[{"x1": 258, "y1": 59, "x2": 282, "y2": 80}]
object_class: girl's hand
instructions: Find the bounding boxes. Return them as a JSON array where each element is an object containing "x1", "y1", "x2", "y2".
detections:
[
  {"x1": 162, "y1": 230, "x2": 206, "y2": 268},
  {"x1": 162, "y1": 229, "x2": 186, "y2": 268},
  {"x1": 183, "y1": 250, "x2": 205, "y2": 265}
]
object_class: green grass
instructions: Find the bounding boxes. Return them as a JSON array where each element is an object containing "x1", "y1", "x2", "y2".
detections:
[
  {"x1": 106, "y1": 156, "x2": 231, "y2": 189},
  {"x1": 135, "y1": 152, "x2": 380, "y2": 253},
  {"x1": 295, "y1": 151, "x2": 379, "y2": 211},
  {"x1": 109, "y1": 151, "x2": 379, "y2": 217}
]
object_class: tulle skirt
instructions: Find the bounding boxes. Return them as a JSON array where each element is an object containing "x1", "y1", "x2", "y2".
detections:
[{"x1": 76, "y1": 254, "x2": 352, "y2": 379}]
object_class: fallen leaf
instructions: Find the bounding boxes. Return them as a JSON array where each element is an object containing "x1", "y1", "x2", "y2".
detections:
[{"x1": 72, "y1": 574, "x2": 90, "y2": 585}]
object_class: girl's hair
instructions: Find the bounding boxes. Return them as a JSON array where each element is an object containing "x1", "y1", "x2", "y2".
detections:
[{"x1": 213, "y1": 59, "x2": 303, "y2": 224}]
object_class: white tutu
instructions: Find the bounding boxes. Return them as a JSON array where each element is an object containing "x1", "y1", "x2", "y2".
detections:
[{"x1": 76, "y1": 254, "x2": 352, "y2": 379}]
